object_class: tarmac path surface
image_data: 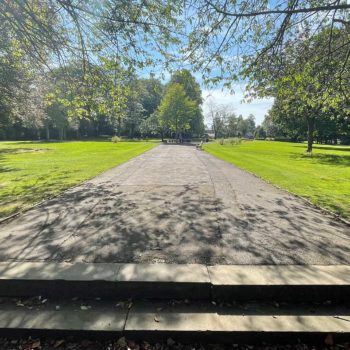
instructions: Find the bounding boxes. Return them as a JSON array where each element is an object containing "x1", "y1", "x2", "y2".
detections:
[{"x1": 0, "y1": 144, "x2": 349, "y2": 264}]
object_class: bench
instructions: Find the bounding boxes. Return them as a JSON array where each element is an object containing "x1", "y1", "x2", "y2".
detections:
[{"x1": 196, "y1": 141, "x2": 203, "y2": 150}]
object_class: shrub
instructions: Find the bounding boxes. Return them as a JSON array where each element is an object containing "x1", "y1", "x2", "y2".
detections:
[
  {"x1": 111, "y1": 136, "x2": 121, "y2": 143},
  {"x1": 228, "y1": 137, "x2": 242, "y2": 145}
]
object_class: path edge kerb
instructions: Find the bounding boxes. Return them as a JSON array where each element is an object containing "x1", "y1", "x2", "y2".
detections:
[
  {"x1": 1, "y1": 262, "x2": 350, "y2": 300},
  {"x1": 0, "y1": 143, "x2": 159, "y2": 225},
  {"x1": 202, "y1": 147, "x2": 350, "y2": 226}
]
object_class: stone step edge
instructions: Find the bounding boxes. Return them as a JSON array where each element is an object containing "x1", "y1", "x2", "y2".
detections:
[
  {"x1": 0, "y1": 302, "x2": 350, "y2": 341},
  {"x1": 1, "y1": 262, "x2": 350, "y2": 286}
]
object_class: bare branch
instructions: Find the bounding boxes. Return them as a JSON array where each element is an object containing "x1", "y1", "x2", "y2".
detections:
[{"x1": 205, "y1": 1, "x2": 350, "y2": 18}]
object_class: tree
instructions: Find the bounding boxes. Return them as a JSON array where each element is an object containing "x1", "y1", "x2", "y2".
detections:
[
  {"x1": 0, "y1": 1, "x2": 181, "y2": 70},
  {"x1": 137, "y1": 78, "x2": 164, "y2": 118},
  {"x1": 169, "y1": 70, "x2": 204, "y2": 136},
  {"x1": 244, "y1": 27, "x2": 350, "y2": 151},
  {"x1": 185, "y1": 1, "x2": 350, "y2": 89},
  {"x1": 261, "y1": 113, "x2": 284, "y2": 139},
  {"x1": 236, "y1": 115, "x2": 248, "y2": 137},
  {"x1": 0, "y1": 0, "x2": 181, "y2": 139},
  {"x1": 212, "y1": 113, "x2": 227, "y2": 139},
  {"x1": 205, "y1": 101, "x2": 229, "y2": 139},
  {"x1": 124, "y1": 92, "x2": 145, "y2": 138},
  {"x1": 46, "y1": 102, "x2": 68, "y2": 141},
  {"x1": 97, "y1": 57, "x2": 129, "y2": 136},
  {"x1": 226, "y1": 113, "x2": 238, "y2": 137},
  {"x1": 246, "y1": 114, "x2": 256, "y2": 135},
  {"x1": 254, "y1": 125, "x2": 266, "y2": 139},
  {"x1": 139, "y1": 113, "x2": 160, "y2": 138},
  {"x1": 157, "y1": 83, "x2": 197, "y2": 140},
  {"x1": 23, "y1": 75, "x2": 50, "y2": 139}
]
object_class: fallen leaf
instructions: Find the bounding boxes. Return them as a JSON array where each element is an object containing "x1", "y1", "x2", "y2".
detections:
[
  {"x1": 127, "y1": 340, "x2": 137, "y2": 349},
  {"x1": 116, "y1": 337, "x2": 127, "y2": 349},
  {"x1": 167, "y1": 338, "x2": 176, "y2": 346},
  {"x1": 154, "y1": 315, "x2": 160, "y2": 322},
  {"x1": 54, "y1": 339, "x2": 65, "y2": 348},
  {"x1": 31, "y1": 339, "x2": 41, "y2": 348}
]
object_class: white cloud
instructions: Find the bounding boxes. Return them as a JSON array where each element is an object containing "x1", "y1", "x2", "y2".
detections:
[{"x1": 202, "y1": 86, "x2": 274, "y2": 126}]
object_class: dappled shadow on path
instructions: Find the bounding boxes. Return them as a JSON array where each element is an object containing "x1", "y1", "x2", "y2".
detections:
[
  {"x1": 0, "y1": 144, "x2": 349, "y2": 265},
  {"x1": 0, "y1": 177, "x2": 349, "y2": 265},
  {"x1": 0, "y1": 180, "x2": 224, "y2": 264}
]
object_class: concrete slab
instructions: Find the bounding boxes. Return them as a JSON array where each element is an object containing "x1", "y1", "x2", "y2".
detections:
[
  {"x1": 0, "y1": 144, "x2": 349, "y2": 264},
  {"x1": 0, "y1": 262, "x2": 120, "y2": 281},
  {"x1": 208, "y1": 265, "x2": 350, "y2": 285},
  {"x1": 126, "y1": 313, "x2": 350, "y2": 332},
  {"x1": 126, "y1": 301, "x2": 350, "y2": 333},
  {"x1": 117, "y1": 263, "x2": 210, "y2": 282},
  {"x1": 0, "y1": 309, "x2": 125, "y2": 332},
  {"x1": 1, "y1": 298, "x2": 350, "y2": 340},
  {"x1": 0, "y1": 299, "x2": 127, "y2": 332}
]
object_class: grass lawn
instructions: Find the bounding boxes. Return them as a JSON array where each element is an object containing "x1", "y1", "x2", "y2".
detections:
[
  {"x1": 0, "y1": 141, "x2": 156, "y2": 218},
  {"x1": 204, "y1": 140, "x2": 350, "y2": 219}
]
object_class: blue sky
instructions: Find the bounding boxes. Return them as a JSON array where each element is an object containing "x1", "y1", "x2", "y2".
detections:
[{"x1": 202, "y1": 86, "x2": 274, "y2": 126}]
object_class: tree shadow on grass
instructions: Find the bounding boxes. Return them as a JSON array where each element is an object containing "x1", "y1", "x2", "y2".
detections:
[
  {"x1": 288, "y1": 152, "x2": 350, "y2": 167},
  {"x1": 8, "y1": 139, "x2": 112, "y2": 145},
  {"x1": 293, "y1": 144, "x2": 350, "y2": 152}
]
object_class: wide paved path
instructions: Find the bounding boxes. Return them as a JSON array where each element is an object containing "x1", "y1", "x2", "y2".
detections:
[{"x1": 0, "y1": 144, "x2": 349, "y2": 264}]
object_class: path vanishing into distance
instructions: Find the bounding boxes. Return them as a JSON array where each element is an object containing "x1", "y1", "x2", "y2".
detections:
[{"x1": 0, "y1": 144, "x2": 349, "y2": 265}]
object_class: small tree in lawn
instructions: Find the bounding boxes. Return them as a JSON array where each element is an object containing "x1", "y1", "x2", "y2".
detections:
[{"x1": 157, "y1": 83, "x2": 197, "y2": 141}]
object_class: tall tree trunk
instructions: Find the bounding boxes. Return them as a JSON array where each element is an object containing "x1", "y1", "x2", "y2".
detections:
[
  {"x1": 46, "y1": 124, "x2": 50, "y2": 140},
  {"x1": 117, "y1": 117, "x2": 121, "y2": 137},
  {"x1": 58, "y1": 127, "x2": 63, "y2": 141},
  {"x1": 307, "y1": 117, "x2": 315, "y2": 153}
]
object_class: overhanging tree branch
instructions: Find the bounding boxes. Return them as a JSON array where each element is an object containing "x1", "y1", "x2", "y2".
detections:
[{"x1": 205, "y1": 1, "x2": 350, "y2": 17}]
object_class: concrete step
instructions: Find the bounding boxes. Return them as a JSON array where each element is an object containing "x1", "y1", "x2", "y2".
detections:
[
  {"x1": 0, "y1": 298, "x2": 349, "y2": 342},
  {"x1": 0, "y1": 262, "x2": 211, "y2": 299},
  {"x1": 0, "y1": 262, "x2": 350, "y2": 301},
  {"x1": 209, "y1": 265, "x2": 350, "y2": 302}
]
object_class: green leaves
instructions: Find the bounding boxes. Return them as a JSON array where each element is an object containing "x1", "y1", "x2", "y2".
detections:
[{"x1": 158, "y1": 83, "x2": 198, "y2": 134}]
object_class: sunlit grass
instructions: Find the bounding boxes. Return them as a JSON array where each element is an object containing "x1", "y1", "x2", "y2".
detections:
[
  {"x1": 204, "y1": 140, "x2": 350, "y2": 219},
  {"x1": 0, "y1": 141, "x2": 155, "y2": 218}
]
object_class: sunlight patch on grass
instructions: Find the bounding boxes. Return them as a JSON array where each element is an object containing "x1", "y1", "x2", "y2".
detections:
[{"x1": 0, "y1": 141, "x2": 156, "y2": 218}]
